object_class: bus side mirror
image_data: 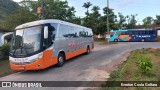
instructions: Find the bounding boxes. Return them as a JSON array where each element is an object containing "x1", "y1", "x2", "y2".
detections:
[{"x1": 44, "y1": 26, "x2": 48, "y2": 39}]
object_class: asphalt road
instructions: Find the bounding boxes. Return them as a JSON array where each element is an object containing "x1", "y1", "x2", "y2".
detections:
[{"x1": 0, "y1": 42, "x2": 160, "y2": 90}]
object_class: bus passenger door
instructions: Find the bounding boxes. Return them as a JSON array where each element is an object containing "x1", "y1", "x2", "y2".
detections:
[{"x1": 43, "y1": 24, "x2": 54, "y2": 68}]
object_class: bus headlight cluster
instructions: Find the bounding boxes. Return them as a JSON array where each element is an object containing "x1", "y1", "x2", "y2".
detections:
[
  {"x1": 9, "y1": 52, "x2": 44, "y2": 64},
  {"x1": 28, "y1": 53, "x2": 43, "y2": 63},
  {"x1": 28, "y1": 57, "x2": 39, "y2": 63}
]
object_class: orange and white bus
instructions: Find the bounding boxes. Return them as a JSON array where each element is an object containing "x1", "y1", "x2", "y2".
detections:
[{"x1": 9, "y1": 19, "x2": 94, "y2": 70}]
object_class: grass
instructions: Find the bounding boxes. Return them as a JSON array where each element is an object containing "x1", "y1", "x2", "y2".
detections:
[
  {"x1": 103, "y1": 48, "x2": 160, "y2": 90},
  {"x1": 0, "y1": 59, "x2": 13, "y2": 76}
]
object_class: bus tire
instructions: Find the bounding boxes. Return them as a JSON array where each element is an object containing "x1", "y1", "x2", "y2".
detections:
[
  {"x1": 86, "y1": 46, "x2": 90, "y2": 55},
  {"x1": 114, "y1": 39, "x2": 118, "y2": 42},
  {"x1": 57, "y1": 53, "x2": 65, "y2": 67},
  {"x1": 141, "y1": 39, "x2": 145, "y2": 42}
]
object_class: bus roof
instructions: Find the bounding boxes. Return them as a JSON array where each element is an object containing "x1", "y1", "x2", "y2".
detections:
[
  {"x1": 110, "y1": 30, "x2": 128, "y2": 32},
  {"x1": 15, "y1": 19, "x2": 91, "y2": 30},
  {"x1": 110, "y1": 29, "x2": 156, "y2": 32}
]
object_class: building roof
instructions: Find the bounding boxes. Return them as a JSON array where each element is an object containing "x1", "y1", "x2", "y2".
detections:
[{"x1": 135, "y1": 25, "x2": 160, "y2": 30}]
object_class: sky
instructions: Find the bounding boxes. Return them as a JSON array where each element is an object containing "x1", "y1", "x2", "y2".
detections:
[{"x1": 13, "y1": 0, "x2": 160, "y2": 25}]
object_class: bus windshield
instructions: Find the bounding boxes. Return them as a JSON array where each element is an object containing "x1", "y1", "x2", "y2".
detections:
[{"x1": 10, "y1": 26, "x2": 42, "y2": 57}]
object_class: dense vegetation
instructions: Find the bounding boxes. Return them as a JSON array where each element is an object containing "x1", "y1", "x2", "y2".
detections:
[
  {"x1": 0, "y1": 0, "x2": 160, "y2": 34},
  {"x1": 0, "y1": 0, "x2": 18, "y2": 20},
  {"x1": 104, "y1": 49, "x2": 160, "y2": 90}
]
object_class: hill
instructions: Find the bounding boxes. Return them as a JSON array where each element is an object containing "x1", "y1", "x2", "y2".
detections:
[{"x1": 0, "y1": 0, "x2": 19, "y2": 20}]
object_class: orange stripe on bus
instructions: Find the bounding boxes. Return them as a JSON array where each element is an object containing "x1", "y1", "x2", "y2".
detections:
[{"x1": 65, "y1": 48, "x2": 87, "y2": 60}]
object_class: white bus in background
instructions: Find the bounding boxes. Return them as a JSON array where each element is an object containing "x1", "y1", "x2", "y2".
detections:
[{"x1": 9, "y1": 19, "x2": 94, "y2": 70}]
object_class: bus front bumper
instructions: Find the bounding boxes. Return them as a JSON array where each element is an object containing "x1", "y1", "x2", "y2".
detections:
[{"x1": 10, "y1": 58, "x2": 45, "y2": 71}]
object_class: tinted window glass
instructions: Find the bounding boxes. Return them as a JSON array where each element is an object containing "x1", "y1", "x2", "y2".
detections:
[
  {"x1": 51, "y1": 23, "x2": 58, "y2": 40},
  {"x1": 149, "y1": 31, "x2": 156, "y2": 34},
  {"x1": 116, "y1": 32, "x2": 121, "y2": 35},
  {"x1": 88, "y1": 29, "x2": 93, "y2": 37},
  {"x1": 59, "y1": 24, "x2": 69, "y2": 37}
]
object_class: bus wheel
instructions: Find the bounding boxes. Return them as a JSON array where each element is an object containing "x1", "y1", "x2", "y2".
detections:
[
  {"x1": 114, "y1": 39, "x2": 118, "y2": 42},
  {"x1": 86, "y1": 46, "x2": 90, "y2": 55},
  {"x1": 141, "y1": 39, "x2": 145, "y2": 42},
  {"x1": 57, "y1": 53, "x2": 65, "y2": 67}
]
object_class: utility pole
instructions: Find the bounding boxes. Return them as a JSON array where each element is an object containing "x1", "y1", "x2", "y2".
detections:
[
  {"x1": 40, "y1": 0, "x2": 44, "y2": 19},
  {"x1": 37, "y1": 0, "x2": 44, "y2": 19},
  {"x1": 107, "y1": 0, "x2": 109, "y2": 34}
]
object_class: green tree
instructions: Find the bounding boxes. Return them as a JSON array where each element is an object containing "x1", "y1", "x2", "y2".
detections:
[
  {"x1": 90, "y1": 6, "x2": 101, "y2": 34},
  {"x1": 42, "y1": 0, "x2": 76, "y2": 21},
  {"x1": 118, "y1": 13, "x2": 127, "y2": 29},
  {"x1": 71, "y1": 17, "x2": 82, "y2": 25},
  {"x1": 1, "y1": 0, "x2": 77, "y2": 30},
  {"x1": 1, "y1": 6, "x2": 39, "y2": 30},
  {"x1": 143, "y1": 16, "x2": 154, "y2": 29},
  {"x1": 82, "y1": 2, "x2": 92, "y2": 17},
  {"x1": 154, "y1": 15, "x2": 160, "y2": 25},
  {"x1": 82, "y1": 2, "x2": 92, "y2": 29},
  {"x1": 98, "y1": 7, "x2": 118, "y2": 34},
  {"x1": 0, "y1": 0, "x2": 19, "y2": 20},
  {"x1": 126, "y1": 14, "x2": 138, "y2": 29}
]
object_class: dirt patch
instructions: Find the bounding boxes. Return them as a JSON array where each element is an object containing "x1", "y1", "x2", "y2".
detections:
[
  {"x1": 102, "y1": 52, "x2": 131, "y2": 73},
  {"x1": 77, "y1": 52, "x2": 131, "y2": 90}
]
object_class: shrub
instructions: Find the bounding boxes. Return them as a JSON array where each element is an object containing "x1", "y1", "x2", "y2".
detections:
[
  {"x1": 155, "y1": 49, "x2": 160, "y2": 57},
  {"x1": 138, "y1": 55, "x2": 153, "y2": 74},
  {"x1": 0, "y1": 44, "x2": 10, "y2": 56},
  {"x1": 109, "y1": 71, "x2": 121, "y2": 79}
]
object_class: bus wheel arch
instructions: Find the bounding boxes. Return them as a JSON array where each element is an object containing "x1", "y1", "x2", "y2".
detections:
[
  {"x1": 57, "y1": 51, "x2": 65, "y2": 67},
  {"x1": 114, "y1": 39, "x2": 118, "y2": 42},
  {"x1": 141, "y1": 38, "x2": 145, "y2": 42}
]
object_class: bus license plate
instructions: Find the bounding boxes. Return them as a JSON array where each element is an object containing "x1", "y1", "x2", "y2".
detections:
[{"x1": 19, "y1": 66, "x2": 25, "y2": 70}]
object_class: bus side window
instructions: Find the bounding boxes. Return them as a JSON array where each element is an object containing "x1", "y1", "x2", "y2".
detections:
[
  {"x1": 135, "y1": 32, "x2": 137, "y2": 35},
  {"x1": 51, "y1": 23, "x2": 58, "y2": 40},
  {"x1": 79, "y1": 28, "x2": 83, "y2": 37},
  {"x1": 116, "y1": 32, "x2": 121, "y2": 35},
  {"x1": 79, "y1": 31, "x2": 82, "y2": 37},
  {"x1": 129, "y1": 32, "x2": 133, "y2": 35},
  {"x1": 88, "y1": 29, "x2": 93, "y2": 37},
  {"x1": 86, "y1": 31, "x2": 88, "y2": 37},
  {"x1": 83, "y1": 31, "x2": 86, "y2": 37},
  {"x1": 59, "y1": 24, "x2": 69, "y2": 38},
  {"x1": 121, "y1": 32, "x2": 127, "y2": 35},
  {"x1": 145, "y1": 31, "x2": 149, "y2": 34},
  {"x1": 74, "y1": 27, "x2": 79, "y2": 38},
  {"x1": 141, "y1": 31, "x2": 145, "y2": 34},
  {"x1": 121, "y1": 32, "x2": 124, "y2": 35},
  {"x1": 149, "y1": 31, "x2": 155, "y2": 34},
  {"x1": 137, "y1": 31, "x2": 140, "y2": 34},
  {"x1": 68, "y1": 26, "x2": 76, "y2": 38}
]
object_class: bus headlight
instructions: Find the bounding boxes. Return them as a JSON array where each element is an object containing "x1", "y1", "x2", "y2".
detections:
[
  {"x1": 28, "y1": 53, "x2": 43, "y2": 63},
  {"x1": 9, "y1": 52, "x2": 43, "y2": 64},
  {"x1": 28, "y1": 58, "x2": 39, "y2": 63},
  {"x1": 38, "y1": 52, "x2": 43, "y2": 59}
]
